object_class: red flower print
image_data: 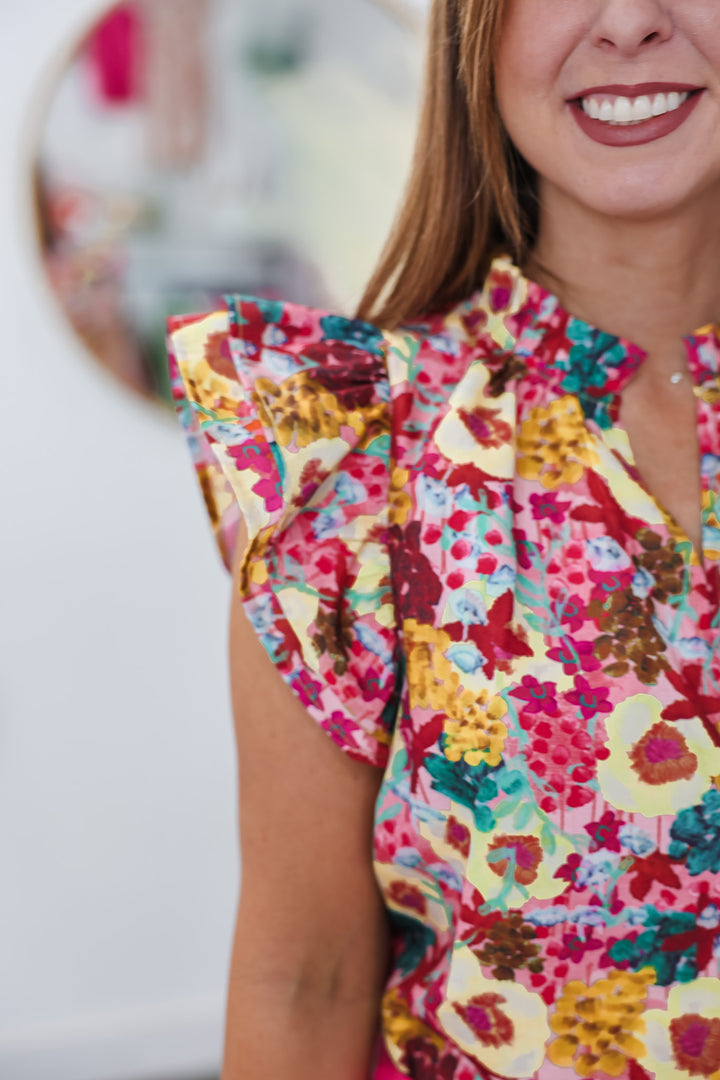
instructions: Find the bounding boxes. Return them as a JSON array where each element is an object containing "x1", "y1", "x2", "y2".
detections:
[
  {"x1": 670, "y1": 1015, "x2": 720, "y2": 1077},
  {"x1": 453, "y1": 993, "x2": 514, "y2": 1048},
  {"x1": 530, "y1": 491, "x2": 571, "y2": 524},
  {"x1": 629, "y1": 721, "x2": 698, "y2": 785},
  {"x1": 387, "y1": 881, "x2": 428, "y2": 916},
  {"x1": 391, "y1": 522, "x2": 443, "y2": 624},
  {"x1": 523, "y1": 712, "x2": 608, "y2": 810},
  {"x1": 458, "y1": 406, "x2": 512, "y2": 449},
  {"x1": 204, "y1": 328, "x2": 237, "y2": 378},
  {"x1": 459, "y1": 591, "x2": 533, "y2": 678},
  {"x1": 445, "y1": 816, "x2": 471, "y2": 859},
  {"x1": 487, "y1": 835, "x2": 543, "y2": 885},
  {"x1": 552, "y1": 931, "x2": 603, "y2": 963},
  {"x1": 404, "y1": 1037, "x2": 458, "y2": 1080},
  {"x1": 293, "y1": 457, "x2": 330, "y2": 505},
  {"x1": 628, "y1": 1063, "x2": 653, "y2": 1080},
  {"x1": 488, "y1": 270, "x2": 515, "y2": 313},
  {"x1": 584, "y1": 810, "x2": 622, "y2": 853},
  {"x1": 625, "y1": 851, "x2": 682, "y2": 901},
  {"x1": 565, "y1": 675, "x2": 612, "y2": 721},
  {"x1": 662, "y1": 890, "x2": 720, "y2": 972},
  {"x1": 509, "y1": 675, "x2": 559, "y2": 715},
  {"x1": 663, "y1": 664, "x2": 720, "y2": 748}
]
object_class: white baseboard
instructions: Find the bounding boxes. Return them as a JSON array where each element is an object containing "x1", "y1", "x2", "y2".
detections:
[{"x1": 0, "y1": 994, "x2": 224, "y2": 1080}]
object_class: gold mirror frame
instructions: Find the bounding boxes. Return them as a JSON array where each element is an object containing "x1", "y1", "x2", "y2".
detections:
[{"x1": 31, "y1": 0, "x2": 425, "y2": 406}]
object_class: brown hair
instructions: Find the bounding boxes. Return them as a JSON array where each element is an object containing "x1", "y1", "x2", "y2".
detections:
[{"x1": 356, "y1": 0, "x2": 537, "y2": 327}]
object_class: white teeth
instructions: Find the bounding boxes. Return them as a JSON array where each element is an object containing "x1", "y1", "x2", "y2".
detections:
[
  {"x1": 631, "y1": 95, "x2": 652, "y2": 121},
  {"x1": 581, "y1": 90, "x2": 690, "y2": 125},
  {"x1": 613, "y1": 96, "x2": 633, "y2": 123}
]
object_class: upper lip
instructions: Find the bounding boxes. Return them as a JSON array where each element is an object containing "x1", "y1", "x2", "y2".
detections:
[{"x1": 571, "y1": 82, "x2": 702, "y2": 100}]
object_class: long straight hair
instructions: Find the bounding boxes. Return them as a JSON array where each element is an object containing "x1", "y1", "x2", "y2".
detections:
[{"x1": 356, "y1": 0, "x2": 538, "y2": 327}]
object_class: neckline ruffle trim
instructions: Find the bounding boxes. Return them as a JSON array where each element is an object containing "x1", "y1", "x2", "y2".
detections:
[{"x1": 471, "y1": 255, "x2": 720, "y2": 427}]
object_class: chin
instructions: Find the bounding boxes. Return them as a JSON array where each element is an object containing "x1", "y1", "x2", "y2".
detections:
[
  {"x1": 561, "y1": 165, "x2": 712, "y2": 223},
  {"x1": 578, "y1": 188, "x2": 695, "y2": 221}
]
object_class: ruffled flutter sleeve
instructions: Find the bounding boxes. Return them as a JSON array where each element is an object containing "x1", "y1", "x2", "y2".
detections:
[{"x1": 167, "y1": 297, "x2": 400, "y2": 768}]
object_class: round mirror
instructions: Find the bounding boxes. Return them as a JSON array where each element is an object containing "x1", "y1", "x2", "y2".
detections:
[{"x1": 33, "y1": 0, "x2": 425, "y2": 404}]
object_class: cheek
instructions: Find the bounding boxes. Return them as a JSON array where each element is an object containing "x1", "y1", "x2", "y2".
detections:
[
  {"x1": 494, "y1": 40, "x2": 552, "y2": 161},
  {"x1": 495, "y1": 1, "x2": 589, "y2": 123},
  {"x1": 495, "y1": 9, "x2": 544, "y2": 113}
]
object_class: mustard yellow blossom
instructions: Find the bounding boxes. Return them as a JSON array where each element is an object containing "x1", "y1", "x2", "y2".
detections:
[
  {"x1": 389, "y1": 467, "x2": 413, "y2": 526},
  {"x1": 443, "y1": 690, "x2": 508, "y2": 767},
  {"x1": 548, "y1": 968, "x2": 655, "y2": 1077},
  {"x1": 382, "y1": 987, "x2": 444, "y2": 1051},
  {"x1": 517, "y1": 395, "x2": 599, "y2": 490},
  {"x1": 405, "y1": 621, "x2": 508, "y2": 765}
]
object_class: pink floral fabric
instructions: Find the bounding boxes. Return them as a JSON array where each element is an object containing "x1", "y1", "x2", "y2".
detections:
[{"x1": 167, "y1": 257, "x2": 720, "y2": 1080}]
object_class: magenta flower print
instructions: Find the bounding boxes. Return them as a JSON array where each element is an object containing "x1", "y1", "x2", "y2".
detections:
[
  {"x1": 458, "y1": 405, "x2": 513, "y2": 448},
  {"x1": 565, "y1": 675, "x2": 612, "y2": 721},
  {"x1": 488, "y1": 268, "x2": 515, "y2": 314},
  {"x1": 584, "y1": 810, "x2": 622, "y2": 853},
  {"x1": 629, "y1": 721, "x2": 698, "y2": 785},
  {"x1": 228, "y1": 440, "x2": 283, "y2": 513},
  {"x1": 670, "y1": 1015, "x2": 720, "y2": 1078},
  {"x1": 509, "y1": 675, "x2": 559, "y2": 715},
  {"x1": 556, "y1": 592, "x2": 585, "y2": 634},
  {"x1": 487, "y1": 834, "x2": 544, "y2": 886},
  {"x1": 554, "y1": 931, "x2": 603, "y2": 963},
  {"x1": 453, "y1": 994, "x2": 514, "y2": 1048},
  {"x1": 554, "y1": 853, "x2": 584, "y2": 890},
  {"x1": 547, "y1": 639, "x2": 601, "y2": 675},
  {"x1": 530, "y1": 491, "x2": 571, "y2": 524}
]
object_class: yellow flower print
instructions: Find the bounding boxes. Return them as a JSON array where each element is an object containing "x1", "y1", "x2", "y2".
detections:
[
  {"x1": 597, "y1": 694, "x2": 720, "y2": 816},
  {"x1": 405, "y1": 621, "x2": 508, "y2": 766},
  {"x1": 253, "y1": 371, "x2": 387, "y2": 450},
  {"x1": 405, "y1": 621, "x2": 461, "y2": 711},
  {"x1": 548, "y1": 968, "x2": 655, "y2": 1077},
  {"x1": 703, "y1": 488, "x2": 720, "y2": 563},
  {"x1": 389, "y1": 467, "x2": 413, "y2": 526},
  {"x1": 443, "y1": 690, "x2": 508, "y2": 768},
  {"x1": 641, "y1": 979, "x2": 720, "y2": 1080},
  {"x1": 697, "y1": 380, "x2": 720, "y2": 407},
  {"x1": 517, "y1": 395, "x2": 599, "y2": 490},
  {"x1": 437, "y1": 946, "x2": 550, "y2": 1078},
  {"x1": 254, "y1": 375, "x2": 349, "y2": 448},
  {"x1": 382, "y1": 987, "x2": 445, "y2": 1052}
]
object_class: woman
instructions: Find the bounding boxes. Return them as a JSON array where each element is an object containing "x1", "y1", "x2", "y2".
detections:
[{"x1": 167, "y1": 0, "x2": 720, "y2": 1076}]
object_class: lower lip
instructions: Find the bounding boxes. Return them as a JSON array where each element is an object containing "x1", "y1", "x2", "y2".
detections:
[{"x1": 570, "y1": 91, "x2": 702, "y2": 147}]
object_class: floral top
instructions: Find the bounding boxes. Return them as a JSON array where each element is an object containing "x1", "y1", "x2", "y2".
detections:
[{"x1": 167, "y1": 257, "x2": 720, "y2": 1080}]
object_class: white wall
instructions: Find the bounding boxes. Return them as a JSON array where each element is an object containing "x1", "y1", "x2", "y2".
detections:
[{"x1": 0, "y1": 4, "x2": 238, "y2": 1078}]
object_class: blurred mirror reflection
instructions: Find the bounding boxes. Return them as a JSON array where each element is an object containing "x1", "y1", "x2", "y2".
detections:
[{"x1": 34, "y1": 0, "x2": 424, "y2": 405}]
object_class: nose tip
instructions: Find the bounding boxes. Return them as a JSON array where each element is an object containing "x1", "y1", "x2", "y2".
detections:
[{"x1": 593, "y1": 0, "x2": 673, "y2": 55}]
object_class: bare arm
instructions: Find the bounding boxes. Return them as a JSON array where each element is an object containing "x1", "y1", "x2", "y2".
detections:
[{"x1": 222, "y1": 535, "x2": 390, "y2": 1080}]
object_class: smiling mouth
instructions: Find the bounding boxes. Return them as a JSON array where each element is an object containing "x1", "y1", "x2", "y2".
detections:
[{"x1": 571, "y1": 85, "x2": 703, "y2": 126}]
